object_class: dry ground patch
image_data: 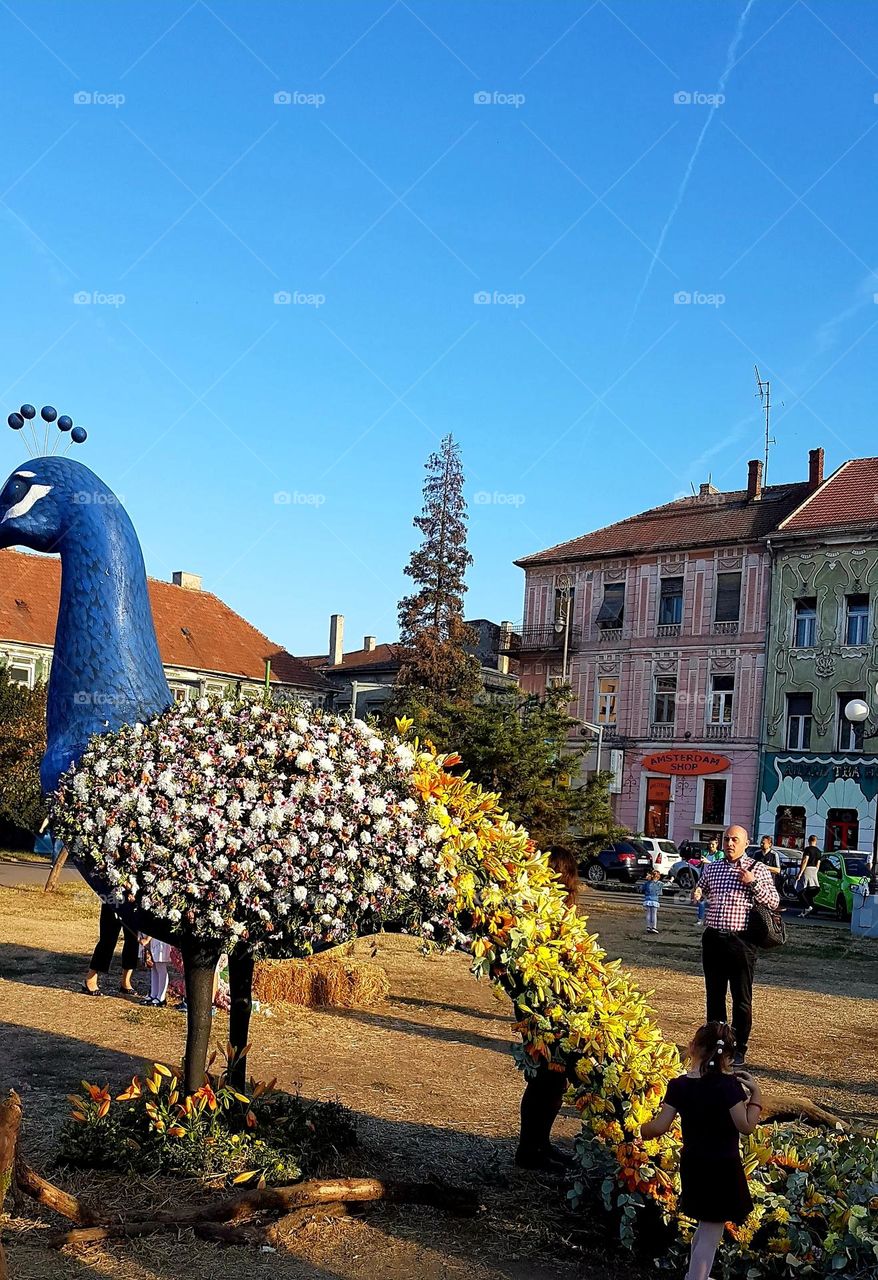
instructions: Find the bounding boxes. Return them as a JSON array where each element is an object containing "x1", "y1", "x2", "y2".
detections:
[{"x1": 0, "y1": 882, "x2": 874, "y2": 1280}]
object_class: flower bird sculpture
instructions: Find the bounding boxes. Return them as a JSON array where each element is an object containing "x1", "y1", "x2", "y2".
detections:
[{"x1": 0, "y1": 406, "x2": 457, "y2": 1092}]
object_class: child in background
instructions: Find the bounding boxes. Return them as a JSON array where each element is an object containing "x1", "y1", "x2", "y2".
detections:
[
  {"x1": 641, "y1": 1021, "x2": 762, "y2": 1280},
  {"x1": 641, "y1": 869, "x2": 662, "y2": 933},
  {"x1": 139, "y1": 935, "x2": 172, "y2": 1007}
]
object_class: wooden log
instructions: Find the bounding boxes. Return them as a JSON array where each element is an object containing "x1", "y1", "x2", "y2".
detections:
[
  {"x1": 759, "y1": 1087, "x2": 842, "y2": 1128},
  {"x1": 43, "y1": 850, "x2": 68, "y2": 893},
  {"x1": 14, "y1": 1159, "x2": 99, "y2": 1225},
  {"x1": 47, "y1": 1177, "x2": 476, "y2": 1246},
  {"x1": 195, "y1": 1202, "x2": 352, "y2": 1246}
]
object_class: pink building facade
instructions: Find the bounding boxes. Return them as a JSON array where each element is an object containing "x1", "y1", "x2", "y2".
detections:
[{"x1": 514, "y1": 458, "x2": 820, "y2": 844}]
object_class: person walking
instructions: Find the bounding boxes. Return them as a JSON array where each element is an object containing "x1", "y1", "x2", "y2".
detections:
[
  {"x1": 755, "y1": 834, "x2": 783, "y2": 879},
  {"x1": 692, "y1": 825, "x2": 779, "y2": 1065},
  {"x1": 641, "y1": 870, "x2": 662, "y2": 933},
  {"x1": 82, "y1": 903, "x2": 139, "y2": 996},
  {"x1": 693, "y1": 838, "x2": 720, "y2": 926},
  {"x1": 641, "y1": 1020, "x2": 761, "y2": 1280},
  {"x1": 796, "y1": 835, "x2": 822, "y2": 916}
]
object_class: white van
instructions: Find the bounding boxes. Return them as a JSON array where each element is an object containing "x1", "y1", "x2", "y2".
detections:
[{"x1": 634, "y1": 836, "x2": 680, "y2": 877}]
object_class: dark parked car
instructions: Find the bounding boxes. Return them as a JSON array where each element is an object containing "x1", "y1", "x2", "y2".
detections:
[{"x1": 579, "y1": 839, "x2": 653, "y2": 886}]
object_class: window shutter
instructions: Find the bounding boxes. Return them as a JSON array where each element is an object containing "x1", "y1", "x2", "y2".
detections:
[{"x1": 715, "y1": 572, "x2": 741, "y2": 622}]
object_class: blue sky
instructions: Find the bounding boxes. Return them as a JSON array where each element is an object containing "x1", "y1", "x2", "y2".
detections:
[{"x1": 2, "y1": 0, "x2": 878, "y2": 656}]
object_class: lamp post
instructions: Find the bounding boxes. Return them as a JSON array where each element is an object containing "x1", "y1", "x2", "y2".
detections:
[
  {"x1": 554, "y1": 574, "x2": 572, "y2": 684},
  {"x1": 842, "y1": 692, "x2": 878, "y2": 936}
]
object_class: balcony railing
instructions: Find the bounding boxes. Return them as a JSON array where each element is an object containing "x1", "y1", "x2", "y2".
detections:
[
  {"x1": 705, "y1": 723, "x2": 732, "y2": 740},
  {"x1": 598, "y1": 626, "x2": 623, "y2": 643},
  {"x1": 516, "y1": 624, "x2": 583, "y2": 653},
  {"x1": 656, "y1": 623, "x2": 681, "y2": 638},
  {"x1": 713, "y1": 620, "x2": 740, "y2": 635},
  {"x1": 650, "y1": 723, "x2": 675, "y2": 740}
]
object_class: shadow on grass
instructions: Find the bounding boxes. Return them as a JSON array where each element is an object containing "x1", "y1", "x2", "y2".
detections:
[
  {"x1": 317, "y1": 1006, "x2": 514, "y2": 1055},
  {"x1": 390, "y1": 994, "x2": 510, "y2": 1024}
]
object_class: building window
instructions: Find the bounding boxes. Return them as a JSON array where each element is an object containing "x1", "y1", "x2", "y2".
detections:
[
  {"x1": 701, "y1": 778, "x2": 727, "y2": 826},
  {"x1": 6, "y1": 665, "x2": 33, "y2": 688},
  {"x1": 793, "y1": 597, "x2": 816, "y2": 647},
  {"x1": 845, "y1": 594, "x2": 869, "y2": 645},
  {"x1": 825, "y1": 807, "x2": 860, "y2": 851},
  {"x1": 715, "y1": 572, "x2": 742, "y2": 623},
  {"x1": 595, "y1": 582, "x2": 624, "y2": 629},
  {"x1": 774, "y1": 805, "x2": 806, "y2": 850},
  {"x1": 786, "y1": 692, "x2": 813, "y2": 749},
  {"x1": 709, "y1": 673, "x2": 734, "y2": 724},
  {"x1": 658, "y1": 576, "x2": 683, "y2": 626},
  {"x1": 597, "y1": 676, "x2": 618, "y2": 725},
  {"x1": 170, "y1": 684, "x2": 193, "y2": 703},
  {"x1": 837, "y1": 692, "x2": 866, "y2": 752},
  {"x1": 653, "y1": 674, "x2": 677, "y2": 724}
]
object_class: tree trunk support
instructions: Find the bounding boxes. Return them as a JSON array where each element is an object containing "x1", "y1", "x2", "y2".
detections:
[
  {"x1": 228, "y1": 945, "x2": 254, "y2": 1091},
  {"x1": 43, "y1": 849, "x2": 68, "y2": 893},
  {"x1": 182, "y1": 942, "x2": 221, "y2": 1095}
]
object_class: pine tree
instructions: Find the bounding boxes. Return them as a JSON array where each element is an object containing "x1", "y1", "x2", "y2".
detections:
[
  {"x1": 397, "y1": 435, "x2": 480, "y2": 703},
  {"x1": 0, "y1": 668, "x2": 46, "y2": 834}
]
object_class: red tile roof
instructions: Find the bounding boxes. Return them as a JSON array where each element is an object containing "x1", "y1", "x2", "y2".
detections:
[
  {"x1": 777, "y1": 458, "x2": 878, "y2": 534},
  {"x1": 0, "y1": 549, "x2": 326, "y2": 690},
  {"x1": 516, "y1": 482, "x2": 811, "y2": 566},
  {"x1": 304, "y1": 643, "x2": 401, "y2": 673}
]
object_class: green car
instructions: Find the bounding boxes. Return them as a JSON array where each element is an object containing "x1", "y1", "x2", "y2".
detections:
[{"x1": 814, "y1": 853, "x2": 871, "y2": 920}]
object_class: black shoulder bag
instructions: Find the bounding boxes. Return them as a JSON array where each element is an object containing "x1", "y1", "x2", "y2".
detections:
[{"x1": 745, "y1": 886, "x2": 786, "y2": 950}]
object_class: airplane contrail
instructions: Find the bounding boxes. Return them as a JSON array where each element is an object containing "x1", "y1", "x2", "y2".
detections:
[{"x1": 625, "y1": 0, "x2": 759, "y2": 336}]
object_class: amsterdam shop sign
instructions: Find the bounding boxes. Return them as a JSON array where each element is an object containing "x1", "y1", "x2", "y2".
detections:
[{"x1": 642, "y1": 750, "x2": 731, "y2": 776}]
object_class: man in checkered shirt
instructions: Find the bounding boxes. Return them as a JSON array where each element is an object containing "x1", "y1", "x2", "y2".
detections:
[{"x1": 693, "y1": 824, "x2": 779, "y2": 1064}]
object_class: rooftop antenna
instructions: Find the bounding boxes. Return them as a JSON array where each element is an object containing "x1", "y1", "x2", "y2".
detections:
[{"x1": 754, "y1": 365, "x2": 775, "y2": 485}]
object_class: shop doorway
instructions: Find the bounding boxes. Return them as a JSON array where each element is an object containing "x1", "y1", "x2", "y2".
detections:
[
  {"x1": 644, "y1": 776, "x2": 671, "y2": 838},
  {"x1": 774, "y1": 806, "x2": 806, "y2": 850},
  {"x1": 825, "y1": 808, "x2": 860, "y2": 851}
]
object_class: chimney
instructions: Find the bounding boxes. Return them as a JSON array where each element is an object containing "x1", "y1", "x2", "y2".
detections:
[
  {"x1": 172, "y1": 571, "x2": 202, "y2": 591},
  {"x1": 363, "y1": 635, "x2": 376, "y2": 652},
  {"x1": 329, "y1": 613, "x2": 344, "y2": 666},
  {"x1": 747, "y1": 459, "x2": 763, "y2": 501},
  {"x1": 808, "y1": 447, "x2": 824, "y2": 491}
]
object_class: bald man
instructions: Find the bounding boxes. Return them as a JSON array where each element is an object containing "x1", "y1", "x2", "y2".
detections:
[{"x1": 692, "y1": 824, "x2": 779, "y2": 1064}]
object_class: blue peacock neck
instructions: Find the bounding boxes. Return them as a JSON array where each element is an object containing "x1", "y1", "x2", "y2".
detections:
[{"x1": 42, "y1": 496, "x2": 171, "y2": 793}]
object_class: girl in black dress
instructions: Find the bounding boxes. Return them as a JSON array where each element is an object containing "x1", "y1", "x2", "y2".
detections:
[{"x1": 641, "y1": 1021, "x2": 763, "y2": 1280}]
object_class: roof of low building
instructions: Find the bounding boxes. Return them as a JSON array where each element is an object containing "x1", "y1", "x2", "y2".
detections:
[
  {"x1": 776, "y1": 458, "x2": 878, "y2": 536},
  {"x1": 304, "y1": 642, "x2": 401, "y2": 672},
  {"x1": 516, "y1": 481, "x2": 812, "y2": 566},
  {"x1": 0, "y1": 549, "x2": 326, "y2": 690}
]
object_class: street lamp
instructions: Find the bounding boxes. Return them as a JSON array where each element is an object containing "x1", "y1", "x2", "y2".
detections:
[{"x1": 843, "y1": 691, "x2": 878, "y2": 932}]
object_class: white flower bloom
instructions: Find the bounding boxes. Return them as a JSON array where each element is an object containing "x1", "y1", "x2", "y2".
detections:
[
  {"x1": 396, "y1": 871, "x2": 415, "y2": 892},
  {"x1": 296, "y1": 750, "x2": 314, "y2": 770},
  {"x1": 368, "y1": 797, "x2": 387, "y2": 816}
]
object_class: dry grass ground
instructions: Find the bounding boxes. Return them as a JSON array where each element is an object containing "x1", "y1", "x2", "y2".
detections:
[{"x1": 0, "y1": 881, "x2": 875, "y2": 1280}]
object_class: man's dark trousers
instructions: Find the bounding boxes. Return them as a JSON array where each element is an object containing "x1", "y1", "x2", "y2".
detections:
[{"x1": 702, "y1": 927, "x2": 757, "y2": 1053}]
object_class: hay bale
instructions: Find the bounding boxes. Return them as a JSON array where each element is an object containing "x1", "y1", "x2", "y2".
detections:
[{"x1": 253, "y1": 957, "x2": 389, "y2": 1009}]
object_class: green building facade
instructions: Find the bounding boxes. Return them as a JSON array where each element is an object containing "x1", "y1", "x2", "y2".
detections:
[{"x1": 756, "y1": 458, "x2": 878, "y2": 855}]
